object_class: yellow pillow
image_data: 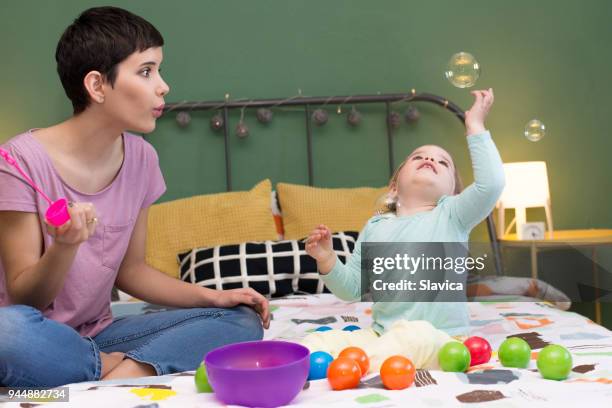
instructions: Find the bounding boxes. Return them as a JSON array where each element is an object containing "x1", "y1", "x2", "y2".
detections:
[
  {"x1": 146, "y1": 179, "x2": 278, "y2": 278},
  {"x1": 276, "y1": 182, "x2": 388, "y2": 239}
]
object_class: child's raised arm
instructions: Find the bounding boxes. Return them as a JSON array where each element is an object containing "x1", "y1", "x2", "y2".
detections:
[
  {"x1": 450, "y1": 89, "x2": 505, "y2": 231},
  {"x1": 464, "y1": 89, "x2": 493, "y2": 137}
]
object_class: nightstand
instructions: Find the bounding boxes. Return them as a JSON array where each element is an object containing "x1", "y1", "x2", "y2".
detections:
[{"x1": 499, "y1": 229, "x2": 612, "y2": 324}]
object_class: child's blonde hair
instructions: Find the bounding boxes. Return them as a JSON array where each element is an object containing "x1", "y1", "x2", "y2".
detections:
[{"x1": 380, "y1": 153, "x2": 464, "y2": 214}]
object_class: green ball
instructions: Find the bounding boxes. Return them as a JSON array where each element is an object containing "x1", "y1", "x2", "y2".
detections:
[
  {"x1": 498, "y1": 337, "x2": 531, "y2": 368},
  {"x1": 537, "y1": 344, "x2": 572, "y2": 380},
  {"x1": 438, "y1": 341, "x2": 471, "y2": 372},
  {"x1": 195, "y1": 363, "x2": 213, "y2": 393}
]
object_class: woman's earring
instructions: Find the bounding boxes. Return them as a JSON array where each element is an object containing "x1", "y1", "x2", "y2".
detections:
[
  {"x1": 99, "y1": 97, "x2": 105, "y2": 103},
  {"x1": 396, "y1": 201, "x2": 402, "y2": 208}
]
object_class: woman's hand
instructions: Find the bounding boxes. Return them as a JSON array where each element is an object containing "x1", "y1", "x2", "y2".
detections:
[
  {"x1": 213, "y1": 287, "x2": 271, "y2": 329},
  {"x1": 46, "y1": 202, "x2": 98, "y2": 247},
  {"x1": 464, "y1": 88, "x2": 494, "y2": 136}
]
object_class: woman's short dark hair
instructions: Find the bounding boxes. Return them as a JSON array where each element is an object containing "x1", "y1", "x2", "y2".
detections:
[{"x1": 55, "y1": 6, "x2": 164, "y2": 114}]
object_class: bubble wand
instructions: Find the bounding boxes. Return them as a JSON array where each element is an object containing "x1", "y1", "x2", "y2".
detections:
[{"x1": 0, "y1": 147, "x2": 70, "y2": 226}]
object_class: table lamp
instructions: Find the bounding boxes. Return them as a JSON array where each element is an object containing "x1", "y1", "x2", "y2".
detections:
[{"x1": 496, "y1": 161, "x2": 553, "y2": 239}]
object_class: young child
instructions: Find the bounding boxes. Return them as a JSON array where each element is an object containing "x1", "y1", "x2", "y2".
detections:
[
  {"x1": 303, "y1": 89, "x2": 505, "y2": 371},
  {"x1": 0, "y1": 7, "x2": 269, "y2": 388}
]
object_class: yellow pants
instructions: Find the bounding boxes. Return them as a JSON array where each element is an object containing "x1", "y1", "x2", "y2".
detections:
[{"x1": 300, "y1": 320, "x2": 455, "y2": 374}]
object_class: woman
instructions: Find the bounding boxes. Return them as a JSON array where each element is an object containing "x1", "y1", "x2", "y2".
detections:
[{"x1": 0, "y1": 6, "x2": 269, "y2": 387}]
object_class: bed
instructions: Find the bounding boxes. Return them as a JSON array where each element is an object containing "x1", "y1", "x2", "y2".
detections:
[
  {"x1": 3, "y1": 294, "x2": 610, "y2": 407},
  {"x1": 5, "y1": 92, "x2": 610, "y2": 407}
]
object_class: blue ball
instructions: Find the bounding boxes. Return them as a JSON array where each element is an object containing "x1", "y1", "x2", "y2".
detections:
[
  {"x1": 343, "y1": 325, "x2": 361, "y2": 332},
  {"x1": 308, "y1": 351, "x2": 334, "y2": 380},
  {"x1": 315, "y1": 326, "x2": 332, "y2": 332}
]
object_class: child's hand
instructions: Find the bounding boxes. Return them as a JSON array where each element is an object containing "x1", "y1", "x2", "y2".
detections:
[
  {"x1": 464, "y1": 88, "x2": 494, "y2": 136},
  {"x1": 46, "y1": 202, "x2": 98, "y2": 247},
  {"x1": 305, "y1": 224, "x2": 335, "y2": 264}
]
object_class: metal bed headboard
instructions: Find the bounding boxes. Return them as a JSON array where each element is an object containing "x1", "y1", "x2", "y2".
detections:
[{"x1": 163, "y1": 91, "x2": 502, "y2": 275}]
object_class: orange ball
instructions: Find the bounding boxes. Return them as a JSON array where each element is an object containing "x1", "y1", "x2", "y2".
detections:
[
  {"x1": 327, "y1": 357, "x2": 362, "y2": 390},
  {"x1": 338, "y1": 347, "x2": 370, "y2": 377},
  {"x1": 380, "y1": 355, "x2": 416, "y2": 390}
]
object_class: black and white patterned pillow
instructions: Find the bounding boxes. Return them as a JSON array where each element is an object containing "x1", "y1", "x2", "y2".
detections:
[{"x1": 178, "y1": 231, "x2": 359, "y2": 297}]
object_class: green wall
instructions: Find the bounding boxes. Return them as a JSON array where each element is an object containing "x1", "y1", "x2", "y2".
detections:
[
  {"x1": 2, "y1": 0, "x2": 611, "y2": 227},
  {"x1": 1, "y1": 0, "x2": 611, "y2": 326}
]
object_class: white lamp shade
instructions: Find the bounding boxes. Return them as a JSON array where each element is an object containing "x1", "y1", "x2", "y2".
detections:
[{"x1": 498, "y1": 161, "x2": 550, "y2": 208}]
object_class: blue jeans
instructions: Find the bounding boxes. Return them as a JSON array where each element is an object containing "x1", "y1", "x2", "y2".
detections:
[{"x1": 0, "y1": 304, "x2": 263, "y2": 387}]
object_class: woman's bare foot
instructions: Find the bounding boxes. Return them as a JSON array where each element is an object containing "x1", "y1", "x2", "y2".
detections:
[
  {"x1": 102, "y1": 357, "x2": 157, "y2": 380},
  {"x1": 100, "y1": 351, "x2": 125, "y2": 378}
]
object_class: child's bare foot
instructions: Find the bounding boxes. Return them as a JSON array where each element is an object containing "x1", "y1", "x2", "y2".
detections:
[
  {"x1": 526, "y1": 279, "x2": 540, "y2": 298},
  {"x1": 100, "y1": 351, "x2": 125, "y2": 378}
]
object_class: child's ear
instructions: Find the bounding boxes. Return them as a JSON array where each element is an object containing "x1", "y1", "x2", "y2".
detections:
[{"x1": 388, "y1": 181, "x2": 398, "y2": 195}]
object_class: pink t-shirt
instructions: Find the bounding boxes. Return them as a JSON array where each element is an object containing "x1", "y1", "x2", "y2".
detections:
[{"x1": 0, "y1": 130, "x2": 166, "y2": 337}]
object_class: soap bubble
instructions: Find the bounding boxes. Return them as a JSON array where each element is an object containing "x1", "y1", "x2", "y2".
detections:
[
  {"x1": 444, "y1": 52, "x2": 480, "y2": 88},
  {"x1": 524, "y1": 119, "x2": 546, "y2": 142}
]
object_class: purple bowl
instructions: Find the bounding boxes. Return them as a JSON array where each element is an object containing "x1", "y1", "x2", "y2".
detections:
[{"x1": 204, "y1": 340, "x2": 310, "y2": 408}]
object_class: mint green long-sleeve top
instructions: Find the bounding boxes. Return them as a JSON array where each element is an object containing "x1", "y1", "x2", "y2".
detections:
[{"x1": 320, "y1": 131, "x2": 505, "y2": 336}]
